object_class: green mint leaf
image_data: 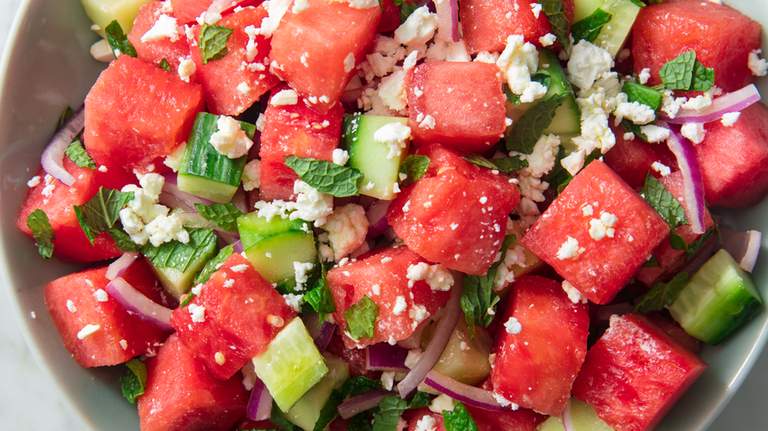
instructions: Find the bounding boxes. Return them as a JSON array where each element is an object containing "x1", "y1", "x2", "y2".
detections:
[
  {"x1": 192, "y1": 243, "x2": 234, "y2": 286},
  {"x1": 349, "y1": 413, "x2": 374, "y2": 431},
  {"x1": 56, "y1": 106, "x2": 74, "y2": 130},
  {"x1": 620, "y1": 119, "x2": 650, "y2": 142},
  {"x1": 503, "y1": 84, "x2": 521, "y2": 106},
  {"x1": 463, "y1": 154, "x2": 528, "y2": 174},
  {"x1": 342, "y1": 376, "x2": 384, "y2": 399},
  {"x1": 107, "y1": 227, "x2": 141, "y2": 252},
  {"x1": 691, "y1": 60, "x2": 715, "y2": 92},
  {"x1": 158, "y1": 58, "x2": 172, "y2": 72},
  {"x1": 548, "y1": 148, "x2": 601, "y2": 196},
  {"x1": 303, "y1": 277, "x2": 336, "y2": 322},
  {"x1": 313, "y1": 388, "x2": 343, "y2": 431},
  {"x1": 105, "y1": 20, "x2": 137, "y2": 58},
  {"x1": 142, "y1": 228, "x2": 218, "y2": 273},
  {"x1": 629, "y1": 0, "x2": 647, "y2": 6},
  {"x1": 462, "y1": 154, "x2": 497, "y2": 170},
  {"x1": 285, "y1": 155, "x2": 363, "y2": 197},
  {"x1": 120, "y1": 358, "x2": 147, "y2": 405},
  {"x1": 633, "y1": 271, "x2": 689, "y2": 312},
  {"x1": 26, "y1": 209, "x2": 55, "y2": 259},
  {"x1": 506, "y1": 71, "x2": 551, "y2": 105},
  {"x1": 408, "y1": 391, "x2": 432, "y2": 409},
  {"x1": 199, "y1": 24, "x2": 233, "y2": 65},
  {"x1": 571, "y1": 8, "x2": 613, "y2": 43},
  {"x1": 74, "y1": 187, "x2": 134, "y2": 243},
  {"x1": 461, "y1": 272, "x2": 500, "y2": 338},
  {"x1": 642, "y1": 254, "x2": 660, "y2": 267},
  {"x1": 271, "y1": 401, "x2": 301, "y2": 431},
  {"x1": 194, "y1": 202, "x2": 244, "y2": 232},
  {"x1": 660, "y1": 50, "x2": 696, "y2": 91},
  {"x1": 442, "y1": 402, "x2": 479, "y2": 431},
  {"x1": 65, "y1": 139, "x2": 97, "y2": 169},
  {"x1": 684, "y1": 227, "x2": 715, "y2": 260},
  {"x1": 399, "y1": 155, "x2": 430, "y2": 187},
  {"x1": 344, "y1": 295, "x2": 379, "y2": 340},
  {"x1": 400, "y1": 2, "x2": 419, "y2": 24},
  {"x1": 539, "y1": 0, "x2": 570, "y2": 50},
  {"x1": 372, "y1": 396, "x2": 408, "y2": 431},
  {"x1": 639, "y1": 173, "x2": 688, "y2": 228},
  {"x1": 507, "y1": 93, "x2": 568, "y2": 153},
  {"x1": 623, "y1": 82, "x2": 663, "y2": 111}
]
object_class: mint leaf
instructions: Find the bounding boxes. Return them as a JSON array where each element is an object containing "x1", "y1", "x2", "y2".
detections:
[
  {"x1": 504, "y1": 71, "x2": 551, "y2": 105},
  {"x1": 158, "y1": 58, "x2": 172, "y2": 72},
  {"x1": 105, "y1": 20, "x2": 137, "y2": 58},
  {"x1": 313, "y1": 388, "x2": 343, "y2": 431},
  {"x1": 399, "y1": 155, "x2": 430, "y2": 187},
  {"x1": 409, "y1": 391, "x2": 432, "y2": 408},
  {"x1": 107, "y1": 227, "x2": 141, "y2": 252},
  {"x1": 285, "y1": 155, "x2": 363, "y2": 197},
  {"x1": 349, "y1": 414, "x2": 374, "y2": 431},
  {"x1": 74, "y1": 187, "x2": 134, "y2": 243},
  {"x1": 194, "y1": 202, "x2": 244, "y2": 231},
  {"x1": 372, "y1": 396, "x2": 408, "y2": 431},
  {"x1": 344, "y1": 295, "x2": 379, "y2": 340},
  {"x1": 192, "y1": 243, "x2": 234, "y2": 286},
  {"x1": 26, "y1": 209, "x2": 55, "y2": 259},
  {"x1": 199, "y1": 24, "x2": 233, "y2": 64},
  {"x1": 571, "y1": 8, "x2": 612, "y2": 43},
  {"x1": 507, "y1": 93, "x2": 568, "y2": 153},
  {"x1": 639, "y1": 173, "x2": 688, "y2": 228},
  {"x1": 399, "y1": 2, "x2": 419, "y2": 23},
  {"x1": 56, "y1": 106, "x2": 74, "y2": 130},
  {"x1": 65, "y1": 139, "x2": 96, "y2": 169},
  {"x1": 660, "y1": 50, "x2": 700, "y2": 91},
  {"x1": 539, "y1": 0, "x2": 570, "y2": 50},
  {"x1": 691, "y1": 60, "x2": 715, "y2": 92},
  {"x1": 142, "y1": 228, "x2": 218, "y2": 273},
  {"x1": 271, "y1": 402, "x2": 301, "y2": 431},
  {"x1": 620, "y1": 119, "x2": 650, "y2": 142},
  {"x1": 463, "y1": 153, "x2": 528, "y2": 174},
  {"x1": 342, "y1": 376, "x2": 384, "y2": 399},
  {"x1": 303, "y1": 273, "x2": 336, "y2": 322},
  {"x1": 442, "y1": 402, "x2": 479, "y2": 431},
  {"x1": 120, "y1": 358, "x2": 147, "y2": 405},
  {"x1": 623, "y1": 82, "x2": 663, "y2": 111},
  {"x1": 633, "y1": 272, "x2": 689, "y2": 312}
]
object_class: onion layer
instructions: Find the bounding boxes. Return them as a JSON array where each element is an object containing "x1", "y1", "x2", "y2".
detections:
[
  {"x1": 105, "y1": 277, "x2": 174, "y2": 332},
  {"x1": 161, "y1": 173, "x2": 215, "y2": 211},
  {"x1": 662, "y1": 122, "x2": 707, "y2": 234},
  {"x1": 422, "y1": 370, "x2": 511, "y2": 412},
  {"x1": 366, "y1": 343, "x2": 409, "y2": 371},
  {"x1": 660, "y1": 84, "x2": 761, "y2": 124},
  {"x1": 434, "y1": 0, "x2": 460, "y2": 42},
  {"x1": 337, "y1": 389, "x2": 391, "y2": 419},
  {"x1": 246, "y1": 377, "x2": 273, "y2": 422},
  {"x1": 106, "y1": 252, "x2": 139, "y2": 280},
  {"x1": 562, "y1": 398, "x2": 575, "y2": 431},
  {"x1": 366, "y1": 200, "x2": 391, "y2": 239},
  {"x1": 720, "y1": 228, "x2": 763, "y2": 273},
  {"x1": 41, "y1": 105, "x2": 85, "y2": 186}
]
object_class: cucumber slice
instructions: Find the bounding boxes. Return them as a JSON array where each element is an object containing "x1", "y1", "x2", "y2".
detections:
[
  {"x1": 342, "y1": 114, "x2": 409, "y2": 200},
  {"x1": 253, "y1": 318, "x2": 329, "y2": 412},
  {"x1": 81, "y1": 0, "x2": 151, "y2": 37},
  {"x1": 280, "y1": 352, "x2": 350, "y2": 431},
  {"x1": 668, "y1": 249, "x2": 764, "y2": 345},
  {"x1": 145, "y1": 228, "x2": 219, "y2": 298},
  {"x1": 572, "y1": 0, "x2": 642, "y2": 58},
  {"x1": 537, "y1": 398, "x2": 614, "y2": 431},
  {"x1": 177, "y1": 112, "x2": 256, "y2": 203}
]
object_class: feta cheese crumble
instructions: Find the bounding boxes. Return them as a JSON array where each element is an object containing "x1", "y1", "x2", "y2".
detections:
[
  {"x1": 77, "y1": 324, "x2": 100, "y2": 340},
  {"x1": 374, "y1": 122, "x2": 412, "y2": 159},
  {"x1": 749, "y1": 49, "x2": 768, "y2": 76},
  {"x1": 504, "y1": 316, "x2": 522, "y2": 334},
  {"x1": 209, "y1": 116, "x2": 254, "y2": 159},
  {"x1": 406, "y1": 262, "x2": 454, "y2": 291}
]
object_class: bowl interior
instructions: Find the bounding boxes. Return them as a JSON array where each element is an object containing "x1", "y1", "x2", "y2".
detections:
[{"x1": 0, "y1": 0, "x2": 767, "y2": 430}]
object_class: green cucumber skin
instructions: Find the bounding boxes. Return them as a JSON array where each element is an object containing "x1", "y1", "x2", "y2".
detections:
[
  {"x1": 237, "y1": 212, "x2": 311, "y2": 251},
  {"x1": 669, "y1": 249, "x2": 764, "y2": 345},
  {"x1": 539, "y1": 49, "x2": 581, "y2": 142},
  {"x1": 572, "y1": 0, "x2": 642, "y2": 57}
]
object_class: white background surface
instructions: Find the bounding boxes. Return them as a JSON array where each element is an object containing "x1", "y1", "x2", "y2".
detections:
[{"x1": 0, "y1": 0, "x2": 766, "y2": 430}]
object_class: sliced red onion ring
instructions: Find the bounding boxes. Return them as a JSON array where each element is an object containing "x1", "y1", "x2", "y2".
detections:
[
  {"x1": 303, "y1": 313, "x2": 336, "y2": 353},
  {"x1": 233, "y1": 239, "x2": 244, "y2": 254},
  {"x1": 662, "y1": 122, "x2": 707, "y2": 234},
  {"x1": 366, "y1": 343, "x2": 409, "y2": 371},
  {"x1": 337, "y1": 389, "x2": 392, "y2": 419},
  {"x1": 422, "y1": 370, "x2": 511, "y2": 412},
  {"x1": 41, "y1": 105, "x2": 85, "y2": 186},
  {"x1": 562, "y1": 398, "x2": 575, "y2": 431},
  {"x1": 366, "y1": 200, "x2": 391, "y2": 239},
  {"x1": 397, "y1": 283, "x2": 462, "y2": 398},
  {"x1": 660, "y1": 84, "x2": 761, "y2": 124},
  {"x1": 720, "y1": 228, "x2": 762, "y2": 273},
  {"x1": 246, "y1": 376, "x2": 273, "y2": 422},
  {"x1": 106, "y1": 252, "x2": 139, "y2": 280},
  {"x1": 434, "y1": 0, "x2": 460, "y2": 42},
  {"x1": 105, "y1": 277, "x2": 174, "y2": 332}
]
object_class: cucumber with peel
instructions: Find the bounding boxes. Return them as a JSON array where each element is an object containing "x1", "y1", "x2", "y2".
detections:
[
  {"x1": 572, "y1": 0, "x2": 642, "y2": 58},
  {"x1": 537, "y1": 398, "x2": 614, "y2": 431},
  {"x1": 81, "y1": 0, "x2": 151, "y2": 37}
]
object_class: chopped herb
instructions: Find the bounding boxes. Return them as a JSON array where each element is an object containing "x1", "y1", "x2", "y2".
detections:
[
  {"x1": 194, "y1": 202, "x2": 244, "y2": 231},
  {"x1": 659, "y1": 50, "x2": 715, "y2": 92},
  {"x1": 74, "y1": 187, "x2": 134, "y2": 244},
  {"x1": 271, "y1": 402, "x2": 300, "y2": 431},
  {"x1": 623, "y1": 82, "x2": 663, "y2": 111},
  {"x1": 26, "y1": 209, "x2": 55, "y2": 259},
  {"x1": 342, "y1": 376, "x2": 384, "y2": 399},
  {"x1": 504, "y1": 71, "x2": 551, "y2": 105},
  {"x1": 399, "y1": 155, "x2": 431, "y2": 187},
  {"x1": 539, "y1": 0, "x2": 571, "y2": 50},
  {"x1": 691, "y1": 60, "x2": 715, "y2": 92},
  {"x1": 120, "y1": 358, "x2": 147, "y2": 405},
  {"x1": 463, "y1": 153, "x2": 528, "y2": 174},
  {"x1": 548, "y1": 148, "x2": 601, "y2": 196},
  {"x1": 506, "y1": 93, "x2": 568, "y2": 153},
  {"x1": 285, "y1": 155, "x2": 363, "y2": 197},
  {"x1": 199, "y1": 24, "x2": 234, "y2": 64},
  {"x1": 399, "y1": 1, "x2": 420, "y2": 24},
  {"x1": 107, "y1": 227, "x2": 141, "y2": 252},
  {"x1": 313, "y1": 389, "x2": 343, "y2": 431},
  {"x1": 571, "y1": 8, "x2": 613, "y2": 43},
  {"x1": 65, "y1": 139, "x2": 96, "y2": 169},
  {"x1": 105, "y1": 20, "x2": 137, "y2": 58},
  {"x1": 56, "y1": 106, "x2": 74, "y2": 130},
  {"x1": 639, "y1": 173, "x2": 688, "y2": 228},
  {"x1": 303, "y1": 256, "x2": 336, "y2": 322},
  {"x1": 372, "y1": 396, "x2": 408, "y2": 431},
  {"x1": 142, "y1": 228, "x2": 219, "y2": 273},
  {"x1": 158, "y1": 58, "x2": 172, "y2": 72},
  {"x1": 633, "y1": 272, "x2": 689, "y2": 312},
  {"x1": 349, "y1": 413, "x2": 374, "y2": 431},
  {"x1": 620, "y1": 119, "x2": 650, "y2": 142},
  {"x1": 344, "y1": 295, "x2": 379, "y2": 340},
  {"x1": 442, "y1": 402, "x2": 479, "y2": 431},
  {"x1": 193, "y1": 243, "x2": 234, "y2": 285},
  {"x1": 408, "y1": 391, "x2": 432, "y2": 408}
]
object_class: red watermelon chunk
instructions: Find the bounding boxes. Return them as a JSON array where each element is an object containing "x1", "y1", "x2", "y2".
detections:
[
  {"x1": 460, "y1": 0, "x2": 575, "y2": 54},
  {"x1": 327, "y1": 246, "x2": 452, "y2": 349},
  {"x1": 84, "y1": 55, "x2": 204, "y2": 174},
  {"x1": 490, "y1": 276, "x2": 589, "y2": 416},
  {"x1": 603, "y1": 124, "x2": 678, "y2": 191},
  {"x1": 44, "y1": 259, "x2": 171, "y2": 367},
  {"x1": 169, "y1": 0, "x2": 213, "y2": 24},
  {"x1": 572, "y1": 313, "x2": 707, "y2": 431},
  {"x1": 465, "y1": 405, "x2": 546, "y2": 431},
  {"x1": 258, "y1": 85, "x2": 344, "y2": 201},
  {"x1": 189, "y1": 5, "x2": 281, "y2": 116},
  {"x1": 269, "y1": 0, "x2": 381, "y2": 113},
  {"x1": 632, "y1": 0, "x2": 762, "y2": 92},
  {"x1": 377, "y1": 0, "x2": 401, "y2": 33},
  {"x1": 694, "y1": 102, "x2": 768, "y2": 207},
  {"x1": 128, "y1": 1, "x2": 190, "y2": 71},
  {"x1": 521, "y1": 160, "x2": 669, "y2": 304},
  {"x1": 138, "y1": 333, "x2": 249, "y2": 431},
  {"x1": 387, "y1": 144, "x2": 520, "y2": 276},
  {"x1": 408, "y1": 408, "x2": 446, "y2": 431},
  {"x1": 324, "y1": 329, "x2": 381, "y2": 380},
  {"x1": 170, "y1": 253, "x2": 297, "y2": 380},
  {"x1": 405, "y1": 62, "x2": 507, "y2": 153}
]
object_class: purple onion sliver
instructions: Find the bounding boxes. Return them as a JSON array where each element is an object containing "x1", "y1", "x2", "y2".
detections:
[
  {"x1": 366, "y1": 343, "x2": 409, "y2": 371},
  {"x1": 304, "y1": 313, "x2": 336, "y2": 353},
  {"x1": 660, "y1": 84, "x2": 761, "y2": 124},
  {"x1": 663, "y1": 122, "x2": 707, "y2": 234},
  {"x1": 422, "y1": 371, "x2": 509, "y2": 412},
  {"x1": 106, "y1": 252, "x2": 139, "y2": 280},
  {"x1": 434, "y1": 0, "x2": 460, "y2": 42},
  {"x1": 246, "y1": 377, "x2": 273, "y2": 422},
  {"x1": 105, "y1": 277, "x2": 175, "y2": 333},
  {"x1": 233, "y1": 239, "x2": 244, "y2": 254},
  {"x1": 562, "y1": 398, "x2": 575, "y2": 431},
  {"x1": 41, "y1": 105, "x2": 85, "y2": 186},
  {"x1": 720, "y1": 228, "x2": 763, "y2": 273},
  {"x1": 337, "y1": 389, "x2": 392, "y2": 419}
]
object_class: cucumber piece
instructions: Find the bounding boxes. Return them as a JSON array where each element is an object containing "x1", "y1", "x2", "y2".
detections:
[
  {"x1": 668, "y1": 249, "x2": 764, "y2": 345},
  {"x1": 81, "y1": 0, "x2": 151, "y2": 37},
  {"x1": 145, "y1": 228, "x2": 219, "y2": 299},
  {"x1": 537, "y1": 398, "x2": 614, "y2": 431},
  {"x1": 342, "y1": 114, "x2": 409, "y2": 200},
  {"x1": 253, "y1": 317, "x2": 329, "y2": 412},
  {"x1": 280, "y1": 352, "x2": 350, "y2": 431},
  {"x1": 237, "y1": 212, "x2": 317, "y2": 286},
  {"x1": 177, "y1": 112, "x2": 255, "y2": 203},
  {"x1": 572, "y1": 0, "x2": 642, "y2": 58}
]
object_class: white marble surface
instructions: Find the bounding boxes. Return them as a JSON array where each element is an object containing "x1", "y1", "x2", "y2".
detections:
[{"x1": 0, "y1": 0, "x2": 766, "y2": 430}]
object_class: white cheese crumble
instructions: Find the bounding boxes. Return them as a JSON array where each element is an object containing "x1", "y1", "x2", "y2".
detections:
[
  {"x1": 415, "y1": 415, "x2": 437, "y2": 431},
  {"x1": 374, "y1": 122, "x2": 411, "y2": 159},
  {"x1": 178, "y1": 57, "x2": 196, "y2": 82},
  {"x1": 294, "y1": 261, "x2": 314, "y2": 291},
  {"x1": 393, "y1": 295, "x2": 407, "y2": 315},
  {"x1": 242, "y1": 159, "x2": 261, "y2": 191},
  {"x1": 292, "y1": 0, "x2": 309, "y2": 13},
  {"x1": 721, "y1": 111, "x2": 741, "y2": 127},
  {"x1": 188, "y1": 304, "x2": 206, "y2": 322},
  {"x1": 504, "y1": 316, "x2": 522, "y2": 334},
  {"x1": 539, "y1": 33, "x2": 556, "y2": 47},
  {"x1": 749, "y1": 49, "x2": 768, "y2": 77},
  {"x1": 568, "y1": 40, "x2": 614, "y2": 92},
  {"x1": 429, "y1": 393, "x2": 456, "y2": 413},
  {"x1": 271, "y1": 89, "x2": 299, "y2": 106},
  {"x1": 119, "y1": 173, "x2": 189, "y2": 247},
  {"x1": 26, "y1": 175, "x2": 41, "y2": 187},
  {"x1": 141, "y1": 14, "x2": 179, "y2": 43},
  {"x1": 321, "y1": 203, "x2": 369, "y2": 261},
  {"x1": 496, "y1": 35, "x2": 546, "y2": 103},
  {"x1": 562, "y1": 280, "x2": 589, "y2": 304},
  {"x1": 66, "y1": 300, "x2": 77, "y2": 313},
  {"x1": 260, "y1": 0, "x2": 292, "y2": 38},
  {"x1": 77, "y1": 324, "x2": 100, "y2": 340},
  {"x1": 210, "y1": 116, "x2": 254, "y2": 159},
  {"x1": 283, "y1": 293, "x2": 303, "y2": 312},
  {"x1": 640, "y1": 124, "x2": 671, "y2": 143},
  {"x1": 406, "y1": 262, "x2": 454, "y2": 291},
  {"x1": 332, "y1": 148, "x2": 350, "y2": 166},
  {"x1": 638, "y1": 67, "x2": 651, "y2": 85},
  {"x1": 557, "y1": 236, "x2": 584, "y2": 260},
  {"x1": 651, "y1": 161, "x2": 671, "y2": 176},
  {"x1": 681, "y1": 122, "x2": 706, "y2": 144},
  {"x1": 394, "y1": 6, "x2": 438, "y2": 47},
  {"x1": 93, "y1": 289, "x2": 108, "y2": 302},
  {"x1": 164, "y1": 142, "x2": 187, "y2": 172}
]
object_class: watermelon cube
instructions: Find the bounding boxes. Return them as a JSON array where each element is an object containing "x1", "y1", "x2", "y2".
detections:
[
  {"x1": 491, "y1": 276, "x2": 589, "y2": 416},
  {"x1": 169, "y1": 0, "x2": 213, "y2": 24},
  {"x1": 128, "y1": 1, "x2": 190, "y2": 72},
  {"x1": 603, "y1": 124, "x2": 678, "y2": 191},
  {"x1": 465, "y1": 404, "x2": 546, "y2": 431},
  {"x1": 138, "y1": 333, "x2": 249, "y2": 431},
  {"x1": 521, "y1": 160, "x2": 669, "y2": 304},
  {"x1": 170, "y1": 253, "x2": 297, "y2": 380},
  {"x1": 405, "y1": 62, "x2": 507, "y2": 153},
  {"x1": 572, "y1": 313, "x2": 707, "y2": 431}
]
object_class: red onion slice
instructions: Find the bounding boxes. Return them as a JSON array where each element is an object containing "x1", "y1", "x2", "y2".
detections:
[
  {"x1": 660, "y1": 84, "x2": 761, "y2": 124},
  {"x1": 233, "y1": 239, "x2": 244, "y2": 254},
  {"x1": 246, "y1": 376, "x2": 273, "y2": 422},
  {"x1": 303, "y1": 313, "x2": 336, "y2": 353},
  {"x1": 422, "y1": 371, "x2": 511, "y2": 412},
  {"x1": 562, "y1": 398, "x2": 575, "y2": 431},
  {"x1": 720, "y1": 228, "x2": 763, "y2": 273},
  {"x1": 105, "y1": 277, "x2": 174, "y2": 333},
  {"x1": 106, "y1": 252, "x2": 139, "y2": 280},
  {"x1": 366, "y1": 200, "x2": 391, "y2": 239},
  {"x1": 662, "y1": 122, "x2": 707, "y2": 234},
  {"x1": 434, "y1": 0, "x2": 460, "y2": 42},
  {"x1": 337, "y1": 389, "x2": 392, "y2": 419},
  {"x1": 397, "y1": 283, "x2": 462, "y2": 398},
  {"x1": 41, "y1": 105, "x2": 85, "y2": 186},
  {"x1": 366, "y1": 343, "x2": 409, "y2": 371}
]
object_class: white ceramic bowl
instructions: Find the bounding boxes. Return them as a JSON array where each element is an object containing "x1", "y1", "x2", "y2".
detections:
[{"x1": 0, "y1": 0, "x2": 766, "y2": 430}]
